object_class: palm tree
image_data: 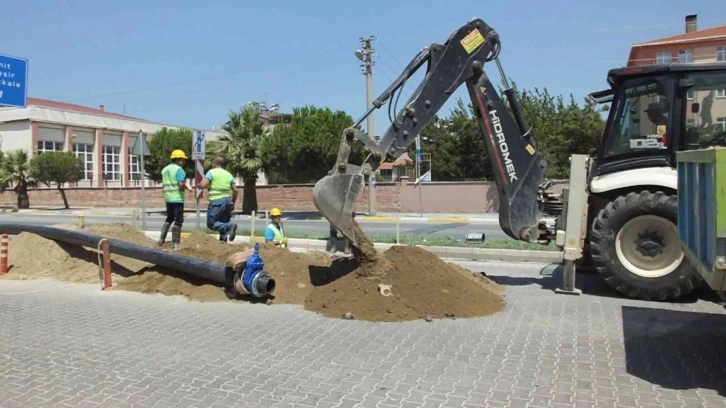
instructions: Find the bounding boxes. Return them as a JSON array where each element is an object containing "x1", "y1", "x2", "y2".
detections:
[
  {"x1": 210, "y1": 105, "x2": 268, "y2": 215},
  {"x1": 0, "y1": 150, "x2": 36, "y2": 209}
]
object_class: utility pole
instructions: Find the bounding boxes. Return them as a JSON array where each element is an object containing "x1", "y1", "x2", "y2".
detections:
[{"x1": 356, "y1": 36, "x2": 377, "y2": 215}]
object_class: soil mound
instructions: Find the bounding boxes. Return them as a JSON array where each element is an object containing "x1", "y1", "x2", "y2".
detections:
[
  {"x1": 87, "y1": 223, "x2": 157, "y2": 247},
  {"x1": 4, "y1": 222, "x2": 506, "y2": 322},
  {"x1": 304, "y1": 245, "x2": 505, "y2": 322}
]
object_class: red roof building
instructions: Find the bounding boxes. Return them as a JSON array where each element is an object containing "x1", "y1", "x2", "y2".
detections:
[
  {"x1": 627, "y1": 15, "x2": 726, "y2": 67},
  {"x1": 0, "y1": 98, "x2": 225, "y2": 188}
]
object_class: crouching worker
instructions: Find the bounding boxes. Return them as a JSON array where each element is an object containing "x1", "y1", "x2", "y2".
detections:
[
  {"x1": 199, "y1": 156, "x2": 238, "y2": 242},
  {"x1": 265, "y1": 207, "x2": 287, "y2": 248},
  {"x1": 158, "y1": 149, "x2": 193, "y2": 250}
]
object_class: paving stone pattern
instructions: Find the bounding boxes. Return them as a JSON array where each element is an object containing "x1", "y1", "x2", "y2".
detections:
[{"x1": 2, "y1": 262, "x2": 726, "y2": 408}]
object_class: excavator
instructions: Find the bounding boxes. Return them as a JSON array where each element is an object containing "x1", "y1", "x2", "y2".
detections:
[{"x1": 312, "y1": 18, "x2": 726, "y2": 301}]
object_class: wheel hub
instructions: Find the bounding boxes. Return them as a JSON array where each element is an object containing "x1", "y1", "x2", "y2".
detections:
[
  {"x1": 615, "y1": 215, "x2": 683, "y2": 279},
  {"x1": 635, "y1": 229, "x2": 665, "y2": 257}
]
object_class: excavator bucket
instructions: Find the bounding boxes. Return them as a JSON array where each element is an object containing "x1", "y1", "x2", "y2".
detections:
[{"x1": 313, "y1": 172, "x2": 364, "y2": 247}]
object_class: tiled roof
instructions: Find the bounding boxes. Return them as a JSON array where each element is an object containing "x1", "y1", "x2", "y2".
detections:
[
  {"x1": 25, "y1": 97, "x2": 147, "y2": 121},
  {"x1": 379, "y1": 152, "x2": 413, "y2": 170},
  {"x1": 633, "y1": 25, "x2": 726, "y2": 46}
]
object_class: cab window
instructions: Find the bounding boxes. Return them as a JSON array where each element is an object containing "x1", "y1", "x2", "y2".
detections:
[
  {"x1": 681, "y1": 71, "x2": 726, "y2": 150},
  {"x1": 602, "y1": 75, "x2": 672, "y2": 159}
]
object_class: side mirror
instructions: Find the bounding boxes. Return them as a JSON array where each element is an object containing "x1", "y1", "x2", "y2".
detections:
[{"x1": 691, "y1": 103, "x2": 700, "y2": 114}]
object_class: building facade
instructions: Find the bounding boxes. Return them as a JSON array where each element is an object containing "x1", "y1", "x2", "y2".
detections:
[{"x1": 0, "y1": 98, "x2": 286, "y2": 188}]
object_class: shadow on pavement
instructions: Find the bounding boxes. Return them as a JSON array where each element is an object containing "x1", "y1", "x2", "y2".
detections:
[
  {"x1": 622, "y1": 305, "x2": 726, "y2": 397},
  {"x1": 484, "y1": 263, "x2": 719, "y2": 305}
]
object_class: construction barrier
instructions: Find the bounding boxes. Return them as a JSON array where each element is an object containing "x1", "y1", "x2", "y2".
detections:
[
  {"x1": 0, "y1": 233, "x2": 7, "y2": 275},
  {"x1": 97, "y1": 238, "x2": 113, "y2": 291}
]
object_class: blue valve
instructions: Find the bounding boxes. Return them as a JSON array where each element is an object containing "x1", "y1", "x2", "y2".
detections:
[{"x1": 233, "y1": 243, "x2": 276, "y2": 298}]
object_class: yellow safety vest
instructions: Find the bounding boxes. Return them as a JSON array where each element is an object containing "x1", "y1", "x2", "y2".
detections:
[
  {"x1": 207, "y1": 168, "x2": 234, "y2": 201},
  {"x1": 266, "y1": 223, "x2": 286, "y2": 248},
  {"x1": 162, "y1": 163, "x2": 184, "y2": 203}
]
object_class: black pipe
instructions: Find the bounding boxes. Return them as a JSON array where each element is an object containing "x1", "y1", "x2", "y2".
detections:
[{"x1": 0, "y1": 222, "x2": 236, "y2": 288}]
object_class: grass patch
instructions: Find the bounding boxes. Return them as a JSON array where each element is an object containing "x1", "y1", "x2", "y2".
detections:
[{"x1": 182, "y1": 227, "x2": 559, "y2": 251}]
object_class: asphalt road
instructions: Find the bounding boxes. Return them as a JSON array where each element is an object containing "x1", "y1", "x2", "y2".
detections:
[{"x1": 0, "y1": 212, "x2": 510, "y2": 240}]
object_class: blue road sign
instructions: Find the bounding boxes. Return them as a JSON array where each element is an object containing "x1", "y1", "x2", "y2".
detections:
[
  {"x1": 0, "y1": 53, "x2": 28, "y2": 108},
  {"x1": 192, "y1": 130, "x2": 206, "y2": 160}
]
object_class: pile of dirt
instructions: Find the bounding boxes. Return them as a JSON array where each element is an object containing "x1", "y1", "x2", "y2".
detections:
[
  {"x1": 349, "y1": 222, "x2": 392, "y2": 278},
  {"x1": 4, "y1": 222, "x2": 506, "y2": 322},
  {"x1": 303, "y1": 245, "x2": 505, "y2": 322}
]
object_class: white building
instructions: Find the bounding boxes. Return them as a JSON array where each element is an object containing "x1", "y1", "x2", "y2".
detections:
[{"x1": 0, "y1": 97, "x2": 272, "y2": 187}]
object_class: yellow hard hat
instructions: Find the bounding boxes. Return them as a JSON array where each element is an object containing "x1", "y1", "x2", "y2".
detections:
[
  {"x1": 170, "y1": 149, "x2": 188, "y2": 160},
  {"x1": 270, "y1": 208, "x2": 282, "y2": 216}
]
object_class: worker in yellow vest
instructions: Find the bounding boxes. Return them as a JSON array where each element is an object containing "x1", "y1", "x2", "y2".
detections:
[
  {"x1": 198, "y1": 156, "x2": 238, "y2": 242},
  {"x1": 158, "y1": 149, "x2": 193, "y2": 250},
  {"x1": 264, "y1": 208, "x2": 287, "y2": 248}
]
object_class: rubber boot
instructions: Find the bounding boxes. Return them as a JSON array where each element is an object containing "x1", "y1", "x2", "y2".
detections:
[
  {"x1": 229, "y1": 223, "x2": 238, "y2": 242},
  {"x1": 171, "y1": 225, "x2": 182, "y2": 251},
  {"x1": 158, "y1": 222, "x2": 171, "y2": 247}
]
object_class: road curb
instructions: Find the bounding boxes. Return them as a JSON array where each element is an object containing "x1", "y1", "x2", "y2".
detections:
[
  {"x1": 146, "y1": 231, "x2": 562, "y2": 263},
  {"x1": 324, "y1": 216, "x2": 497, "y2": 224}
]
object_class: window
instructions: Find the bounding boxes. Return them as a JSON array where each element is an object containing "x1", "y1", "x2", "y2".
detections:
[
  {"x1": 102, "y1": 145, "x2": 121, "y2": 181},
  {"x1": 717, "y1": 46, "x2": 726, "y2": 62},
  {"x1": 656, "y1": 52, "x2": 672, "y2": 64},
  {"x1": 687, "y1": 90, "x2": 695, "y2": 100},
  {"x1": 128, "y1": 149, "x2": 141, "y2": 181},
  {"x1": 717, "y1": 89, "x2": 726, "y2": 98},
  {"x1": 72, "y1": 143, "x2": 94, "y2": 181},
  {"x1": 681, "y1": 71, "x2": 726, "y2": 150},
  {"x1": 603, "y1": 75, "x2": 672, "y2": 158},
  {"x1": 36, "y1": 140, "x2": 62, "y2": 154},
  {"x1": 679, "y1": 49, "x2": 694, "y2": 63}
]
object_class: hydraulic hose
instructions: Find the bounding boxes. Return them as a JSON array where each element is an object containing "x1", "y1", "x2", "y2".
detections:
[{"x1": 0, "y1": 222, "x2": 274, "y2": 297}]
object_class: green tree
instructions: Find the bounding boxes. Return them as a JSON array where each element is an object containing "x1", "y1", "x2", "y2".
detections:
[
  {"x1": 412, "y1": 99, "x2": 491, "y2": 182},
  {"x1": 415, "y1": 115, "x2": 463, "y2": 181},
  {"x1": 208, "y1": 105, "x2": 266, "y2": 215},
  {"x1": 260, "y1": 105, "x2": 366, "y2": 184},
  {"x1": 29, "y1": 151, "x2": 84, "y2": 209},
  {"x1": 145, "y1": 127, "x2": 194, "y2": 182},
  {"x1": 0, "y1": 150, "x2": 36, "y2": 209}
]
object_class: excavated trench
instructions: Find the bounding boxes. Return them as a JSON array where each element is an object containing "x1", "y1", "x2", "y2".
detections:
[{"x1": 2, "y1": 222, "x2": 506, "y2": 322}]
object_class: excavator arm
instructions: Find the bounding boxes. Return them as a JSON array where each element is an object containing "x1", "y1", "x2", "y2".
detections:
[{"x1": 313, "y1": 18, "x2": 549, "y2": 247}]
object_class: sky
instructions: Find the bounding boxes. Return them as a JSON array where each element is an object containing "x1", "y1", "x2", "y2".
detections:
[{"x1": 1, "y1": 1, "x2": 724, "y2": 137}]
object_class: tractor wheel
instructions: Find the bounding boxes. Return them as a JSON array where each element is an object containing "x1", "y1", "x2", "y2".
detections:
[{"x1": 589, "y1": 190, "x2": 702, "y2": 301}]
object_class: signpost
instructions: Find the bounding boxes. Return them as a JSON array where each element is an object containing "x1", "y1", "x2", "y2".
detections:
[
  {"x1": 131, "y1": 131, "x2": 152, "y2": 230},
  {"x1": 192, "y1": 130, "x2": 206, "y2": 229},
  {"x1": 0, "y1": 53, "x2": 29, "y2": 108}
]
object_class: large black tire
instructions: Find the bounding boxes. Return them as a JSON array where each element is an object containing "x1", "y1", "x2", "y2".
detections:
[{"x1": 589, "y1": 190, "x2": 703, "y2": 301}]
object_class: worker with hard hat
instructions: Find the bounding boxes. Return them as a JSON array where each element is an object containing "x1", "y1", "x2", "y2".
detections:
[
  {"x1": 265, "y1": 208, "x2": 287, "y2": 248},
  {"x1": 198, "y1": 156, "x2": 238, "y2": 242},
  {"x1": 158, "y1": 149, "x2": 193, "y2": 250}
]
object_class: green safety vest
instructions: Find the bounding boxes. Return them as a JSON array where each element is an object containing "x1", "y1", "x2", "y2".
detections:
[
  {"x1": 266, "y1": 223, "x2": 286, "y2": 248},
  {"x1": 161, "y1": 163, "x2": 184, "y2": 203},
  {"x1": 207, "y1": 168, "x2": 234, "y2": 201}
]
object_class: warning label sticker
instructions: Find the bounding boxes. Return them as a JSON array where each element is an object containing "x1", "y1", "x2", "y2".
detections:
[{"x1": 460, "y1": 29, "x2": 485, "y2": 54}]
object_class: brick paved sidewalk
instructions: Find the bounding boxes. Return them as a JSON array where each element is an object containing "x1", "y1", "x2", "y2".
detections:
[{"x1": 1, "y1": 262, "x2": 726, "y2": 408}]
